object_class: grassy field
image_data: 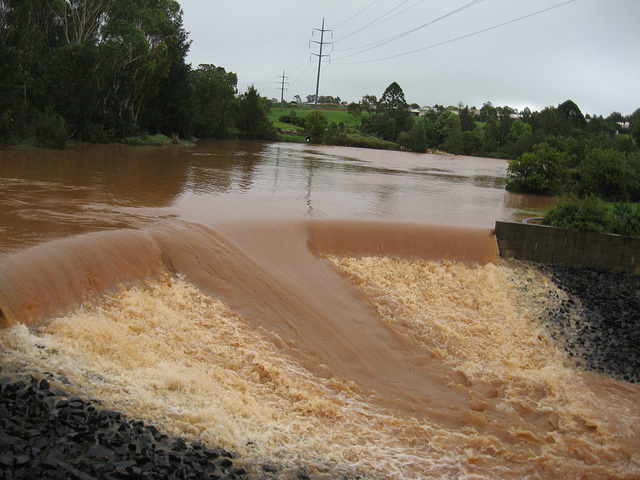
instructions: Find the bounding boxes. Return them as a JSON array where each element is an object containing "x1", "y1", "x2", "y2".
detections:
[
  {"x1": 268, "y1": 104, "x2": 399, "y2": 149},
  {"x1": 269, "y1": 105, "x2": 357, "y2": 129}
]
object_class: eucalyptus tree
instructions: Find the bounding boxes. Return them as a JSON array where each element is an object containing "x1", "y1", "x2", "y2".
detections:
[
  {"x1": 96, "y1": 0, "x2": 188, "y2": 134},
  {"x1": 0, "y1": 0, "x2": 192, "y2": 142},
  {"x1": 0, "y1": 0, "x2": 64, "y2": 116},
  {"x1": 190, "y1": 64, "x2": 238, "y2": 139},
  {"x1": 237, "y1": 85, "x2": 277, "y2": 140},
  {"x1": 52, "y1": 0, "x2": 112, "y2": 45}
]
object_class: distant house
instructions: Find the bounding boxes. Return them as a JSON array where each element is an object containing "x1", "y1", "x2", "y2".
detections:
[
  {"x1": 410, "y1": 106, "x2": 434, "y2": 117},
  {"x1": 450, "y1": 107, "x2": 484, "y2": 117}
]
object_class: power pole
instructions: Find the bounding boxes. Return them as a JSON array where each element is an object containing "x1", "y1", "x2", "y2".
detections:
[
  {"x1": 279, "y1": 70, "x2": 289, "y2": 112},
  {"x1": 311, "y1": 18, "x2": 331, "y2": 110}
]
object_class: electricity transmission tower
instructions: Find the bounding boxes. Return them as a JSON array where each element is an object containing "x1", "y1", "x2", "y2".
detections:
[
  {"x1": 279, "y1": 70, "x2": 289, "y2": 112},
  {"x1": 311, "y1": 18, "x2": 332, "y2": 109}
]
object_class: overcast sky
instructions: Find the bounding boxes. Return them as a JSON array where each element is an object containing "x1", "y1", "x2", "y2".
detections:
[{"x1": 178, "y1": 0, "x2": 640, "y2": 117}]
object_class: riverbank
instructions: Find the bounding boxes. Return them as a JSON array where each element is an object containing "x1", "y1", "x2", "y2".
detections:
[
  {"x1": 539, "y1": 264, "x2": 640, "y2": 383},
  {"x1": 0, "y1": 366, "x2": 336, "y2": 480}
]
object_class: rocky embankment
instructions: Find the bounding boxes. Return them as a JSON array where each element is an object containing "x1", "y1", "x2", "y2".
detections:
[
  {"x1": 0, "y1": 370, "x2": 319, "y2": 480},
  {"x1": 540, "y1": 265, "x2": 640, "y2": 384}
]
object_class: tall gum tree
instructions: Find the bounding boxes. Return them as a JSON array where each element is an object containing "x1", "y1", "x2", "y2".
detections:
[
  {"x1": 378, "y1": 82, "x2": 413, "y2": 141},
  {"x1": 191, "y1": 64, "x2": 238, "y2": 138},
  {"x1": 0, "y1": 0, "x2": 191, "y2": 140}
]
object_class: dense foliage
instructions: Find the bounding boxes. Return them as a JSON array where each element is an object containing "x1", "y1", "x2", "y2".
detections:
[
  {"x1": 304, "y1": 110, "x2": 329, "y2": 144},
  {"x1": 543, "y1": 196, "x2": 613, "y2": 233},
  {"x1": 506, "y1": 143, "x2": 573, "y2": 195},
  {"x1": 0, "y1": 0, "x2": 274, "y2": 147},
  {"x1": 344, "y1": 90, "x2": 638, "y2": 161},
  {"x1": 574, "y1": 148, "x2": 640, "y2": 201},
  {"x1": 329, "y1": 84, "x2": 640, "y2": 235},
  {"x1": 542, "y1": 196, "x2": 640, "y2": 238}
]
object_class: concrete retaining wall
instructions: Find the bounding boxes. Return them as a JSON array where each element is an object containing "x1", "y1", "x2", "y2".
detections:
[{"x1": 494, "y1": 221, "x2": 640, "y2": 275}]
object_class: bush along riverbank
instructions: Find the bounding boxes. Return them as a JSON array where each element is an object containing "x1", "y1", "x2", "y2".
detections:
[{"x1": 539, "y1": 264, "x2": 640, "y2": 383}]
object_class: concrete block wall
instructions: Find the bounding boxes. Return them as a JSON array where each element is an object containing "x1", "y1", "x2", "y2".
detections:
[{"x1": 494, "y1": 221, "x2": 640, "y2": 275}]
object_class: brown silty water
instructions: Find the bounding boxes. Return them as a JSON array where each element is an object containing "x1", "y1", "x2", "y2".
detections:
[{"x1": 0, "y1": 141, "x2": 638, "y2": 479}]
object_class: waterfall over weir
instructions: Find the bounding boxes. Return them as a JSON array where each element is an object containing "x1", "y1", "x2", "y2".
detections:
[
  {"x1": 2, "y1": 219, "x2": 640, "y2": 479},
  {"x1": 1, "y1": 141, "x2": 639, "y2": 479},
  {"x1": 0, "y1": 219, "x2": 497, "y2": 326}
]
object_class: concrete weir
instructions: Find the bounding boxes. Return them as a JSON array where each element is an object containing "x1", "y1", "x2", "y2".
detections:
[{"x1": 495, "y1": 220, "x2": 640, "y2": 275}]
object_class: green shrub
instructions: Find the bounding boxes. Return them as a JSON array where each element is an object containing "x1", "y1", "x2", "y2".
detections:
[
  {"x1": 506, "y1": 143, "x2": 572, "y2": 195},
  {"x1": 125, "y1": 133, "x2": 173, "y2": 146},
  {"x1": 576, "y1": 148, "x2": 639, "y2": 201},
  {"x1": 33, "y1": 107, "x2": 70, "y2": 149},
  {"x1": 611, "y1": 202, "x2": 640, "y2": 237},
  {"x1": 278, "y1": 110, "x2": 305, "y2": 128},
  {"x1": 333, "y1": 132, "x2": 398, "y2": 150},
  {"x1": 396, "y1": 121, "x2": 427, "y2": 153},
  {"x1": 304, "y1": 110, "x2": 329, "y2": 143},
  {"x1": 542, "y1": 195, "x2": 611, "y2": 233}
]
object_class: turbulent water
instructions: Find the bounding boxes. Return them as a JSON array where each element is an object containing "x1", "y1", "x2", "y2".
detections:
[{"x1": 1, "y1": 141, "x2": 639, "y2": 479}]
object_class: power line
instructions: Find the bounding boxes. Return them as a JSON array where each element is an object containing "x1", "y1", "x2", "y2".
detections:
[
  {"x1": 290, "y1": 60, "x2": 314, "y2": 85},
  {"x1": 285, "y1": 1, "x2": 474, "y2": 98},
  {"x1": 290, "y1": 63, "x2": 318, "y2": 98},
  {"x1": 286, "y1": 41, "x2": 312, "y2": 81},
  {"x1": 333, "y1": 0, "x2": 484, "y2": 60},
  {"x1": 335, "y1": 0, "x2": 428, "y2": 47},
  {"x1": 332, "y1": 0, "x2": 381, "y2": 30},
  {"x1": 332, "y1": 0, "x2": 577, "y2": 65},
  {"x1": 333, "y1": 0, "x2": 413, "y2": 44}
]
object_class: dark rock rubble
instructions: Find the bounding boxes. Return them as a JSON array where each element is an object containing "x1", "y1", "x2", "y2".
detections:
[
  {"x1": 539, "y1": 264, "x2": 640, "y2": 384},
  {"x1": 0, "y1": 370, "x2": 323, "y2": 480}
]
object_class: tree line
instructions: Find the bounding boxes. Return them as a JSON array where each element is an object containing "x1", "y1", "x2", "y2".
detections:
[
  {"x1": 300, "y1": 82, "x2": 640, "y2": 235},
  {"x1": 287, "y1": 82, "x2": 640, "y2": 203},
  {"x1": 337, "y1": 82, "x2": 640, "y2": 161},
  {"x1": 311, "y1": 82, "x2": 640, "y2": 200},
  {"x1": 0, "y1": 0, "x2": 275, "y2": 148}
]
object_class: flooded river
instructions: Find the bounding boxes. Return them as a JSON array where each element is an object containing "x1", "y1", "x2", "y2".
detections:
[
  {"x1": 0, "y1": 140, "x2": 550, "y2": 254},
  {"x1": 1, "y1": 141, "x2": 638, "y2": 479}
]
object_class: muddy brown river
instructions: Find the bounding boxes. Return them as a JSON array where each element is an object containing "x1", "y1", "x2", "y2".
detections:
[{"x1": 1, "y1": 141, "x2": 638, "y2": 479}]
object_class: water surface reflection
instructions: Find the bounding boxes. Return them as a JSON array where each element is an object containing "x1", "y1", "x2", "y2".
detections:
[{"x1": 0, "y1": 140, "x2": 547, "y2": 254}]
